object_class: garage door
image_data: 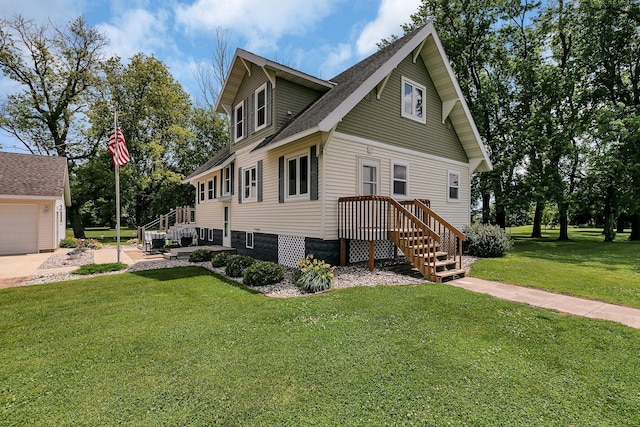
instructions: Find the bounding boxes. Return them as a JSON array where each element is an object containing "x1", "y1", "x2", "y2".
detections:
[{"x1": 0, "y1": 204, "x2": 38, "y2": 255}]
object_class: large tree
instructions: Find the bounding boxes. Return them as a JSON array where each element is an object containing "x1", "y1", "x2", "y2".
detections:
[{"x1": 0, "y1": 15, "x2": 108, "y2": 237}]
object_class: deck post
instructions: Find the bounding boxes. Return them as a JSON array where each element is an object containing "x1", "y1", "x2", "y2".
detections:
[
  {"x1": 368, "y1": 241, "x2": 375, "y2": 271},
  {"x1": 339, "y1": 238, "x2": 347, "y2": 266}
]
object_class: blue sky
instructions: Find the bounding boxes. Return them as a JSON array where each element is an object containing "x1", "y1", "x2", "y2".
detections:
[{"x1": 1, "y1": 0, "x2": 421, "y2": 151}]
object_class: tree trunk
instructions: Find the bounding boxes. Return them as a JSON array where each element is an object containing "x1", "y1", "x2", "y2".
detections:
[
  {"x1": 630, "y1": 212, "x2": 640, "y2": 241},
  {"x1": 617, "y1": 214, "x2": 626, "y2": 234},
  {"x1": 531, "y1": 200, "x2": 544, "y2": 238},
  {"x1": 68, "y1": 204, "x2": 85, "y2": 239},
  {"x1": 482, "y1": 192, "x2": 491, "y2": 224},
  {"x1": 495, "y1": 202, "x2": 506, "y2": 229},
  {"x1": 557, "y1": 199, "x2": 570, "y2": 241},
  {"x1": 603, "y1": 187, "x2": 616, "y2": 242}
]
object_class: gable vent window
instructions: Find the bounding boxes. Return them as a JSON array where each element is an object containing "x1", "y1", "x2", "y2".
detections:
[{"x1": 401, "y1": 77, "x2": 426, "y2": 124}]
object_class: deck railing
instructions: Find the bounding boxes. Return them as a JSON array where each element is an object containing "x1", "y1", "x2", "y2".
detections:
[
  {"x1": 137, "y1": 206, "x2": 195, "y2": 249},
  {"x1": 337, "y1": 196, "x2": 465, "y2": 280}
]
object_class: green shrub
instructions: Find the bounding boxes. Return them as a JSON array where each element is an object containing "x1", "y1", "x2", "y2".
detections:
[
  {"x1": 211, "y1": 251, "x2": 232, "y2": 268},
  {"x1": 225, "y1": 255, "x2": 256, "y2": 277},
  {"x1": 72, "y1": 263, "x2": 127, "y2": 275},
  {"x1": 84, "y1": 239, "x2": 103, "y2": 250},
  {"x1": 294, "y1": 254, "x2": 335, "y2": 293},
  {"x1": 463, "y1": 223, "x2": 513, "y2": 258},
  {"x1": 242, "y1": 262, "x2": 285, "y2": 286},
  {"x1": 60, "y1": 237, "x2": 80, "y2": 248},
  {"x1": 189, "y1": 249, "x2": 213, "y2": 262}
]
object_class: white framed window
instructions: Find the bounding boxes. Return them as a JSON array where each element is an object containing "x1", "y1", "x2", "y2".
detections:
[
  {"x1": 246, "y1": 232, "x2": 254, "y2": 249},
  {"x1": 448, "y1": 170, "x2": 460, "y2": 202},
  {"x1": 223, "y1": 165, "x2": 232, "y2": 196},
  {"x1": 255, "y1": 83, "x2": 267, "y2": 131},
  {"x1": 208, "y1": 228, "x2": 214, "y2": 242},
  {"x1": 207, "y1": 179, "x2": 215, "y2": 200},
  {"x1": 199, "y1": 182, "x2": 205, "y2": 203},
  {"x1": 234, "y1": 100, "x2": 245, "y2": 142},
  {"x1": 401, "y1": 77, "x2": 426, "y2": 123},
  {"x1": 286, "y1": 152, "x2": 309, "y2": 199},
  {"x1": 357, "y1": 157, "x2": 380, "y2": 196},
  {"x1": 200, "y1": 228, "x2": 206, "y2": 240},
  {"x1": 391, "y1": 161, "x2": 409, "y2": 197},
  {"x1": 243, "y1": 164, "x2": 258, "y2": 202}
]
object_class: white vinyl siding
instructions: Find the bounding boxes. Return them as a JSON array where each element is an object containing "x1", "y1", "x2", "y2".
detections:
[{"x1": 323, "y1": 133, "x2": 471, "y2": 239}]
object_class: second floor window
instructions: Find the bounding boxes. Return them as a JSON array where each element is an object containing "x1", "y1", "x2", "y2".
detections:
[
  {"x1": 401, "y1": 77, "x2": 426, "y2": 123},
  {"x1": 287, "y1": 154, "x2": 309, "y2": 199},
  {"x1": 255, "y1": 84, "x2": 267, "y2": 131},
  {"x1": 235, "y1": 101, "x2": 245, "y2": 142},
  {"x1": 223, "y1": 165, "x2": 232, "y2": 196}
]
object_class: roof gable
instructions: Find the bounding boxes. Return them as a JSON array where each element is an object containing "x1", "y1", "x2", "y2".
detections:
[{"x1": 0, "y1": 152, "x2": 71, "y2": 204}]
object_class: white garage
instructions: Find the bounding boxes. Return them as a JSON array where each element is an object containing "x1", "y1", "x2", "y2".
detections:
[{"x1": 0, "y1": 153, "x2": 71, "y2": 255}]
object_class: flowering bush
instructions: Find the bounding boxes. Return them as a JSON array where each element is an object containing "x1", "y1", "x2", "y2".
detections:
[
  {"x1": 294, "y1": 254, "x2": 335, "y2": 293},
  {"x1": 59, "y1": 237, "x2": 103, "y2": 250}
]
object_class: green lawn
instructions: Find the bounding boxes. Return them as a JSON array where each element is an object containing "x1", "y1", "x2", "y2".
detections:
[
  {"x1": 66, "y1": 226, "x2": 138, "y2": 245},
  {"x1": 470, "y1": 226, "x2": 640, "y2": 308},
  {"x1": 2, "y1": 267, "x2": 640, "y2": 425}
]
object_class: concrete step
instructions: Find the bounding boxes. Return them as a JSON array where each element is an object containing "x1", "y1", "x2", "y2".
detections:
[{"x1": 434, "y1": 268, "x2": 466, "y2": 283}]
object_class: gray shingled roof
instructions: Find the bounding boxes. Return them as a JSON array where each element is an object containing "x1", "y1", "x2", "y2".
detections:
[
  {"x1": 0, "y1": 152, "x2": 68, "y2": 198},
  {"x1": 185, "y1": 145, "x2": 233, "y2": 180},
  {"x1": 254, "y1": 26, "x2": 423, "y2": 150}
]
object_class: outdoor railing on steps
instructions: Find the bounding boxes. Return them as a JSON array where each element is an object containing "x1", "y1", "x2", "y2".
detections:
[
  {"x1": 412, "y1": 199, "x2": 465, "y2": 271},
  {"x1": 337, "y1": 196, "x2": 465, "y2": 281},
  {"x1": 338, "y1": 196, "x2": 443, "y2": 280},
  {"x1": 137, "y1": 206, "x2": 195, "y2": 250}
]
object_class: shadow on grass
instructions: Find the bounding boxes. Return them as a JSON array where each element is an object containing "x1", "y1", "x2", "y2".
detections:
[{"x1": 129, "y1": 266, "x2": 262, "y2": 295}]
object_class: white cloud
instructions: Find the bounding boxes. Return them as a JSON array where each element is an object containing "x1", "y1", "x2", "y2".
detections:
[
  {"x1": 174, "y1": 0, "x2": 340, "y2": 52},
  {"x1": 97, "y1": 8, "x2": 175, "y2": 61},
  {"x1": 355, "y1": 0, "x2": 421, "y2": 57},
  {"x1": 318, "y1": 43, "x2": 353, "y2": 79}
]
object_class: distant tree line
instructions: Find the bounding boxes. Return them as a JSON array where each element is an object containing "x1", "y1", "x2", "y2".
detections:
[{"x1": 387, "y1": 0, "x2": 640, "y2": 241}]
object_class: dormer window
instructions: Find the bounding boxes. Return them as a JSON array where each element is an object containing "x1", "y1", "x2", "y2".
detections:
[
  {"x1": 234, "y1": 100, "x2": 246, "y2": 142},
  {"x1": 401, "y1": 77, "x2": 426, "y2": 124},
  {"x1": 255, "y1": 83, "x2": 267, "y2": 131}
]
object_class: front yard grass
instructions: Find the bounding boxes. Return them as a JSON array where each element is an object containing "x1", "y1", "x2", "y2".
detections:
[
  {"x1": 66, "y1": 226, "x2": 138, "y2": 245},
  {"x1": 2, "y1": 267, "x2": 640, "y2": 425},
  {"x1": 470, "y1": 226, "x2": 640, "y2": 308}
]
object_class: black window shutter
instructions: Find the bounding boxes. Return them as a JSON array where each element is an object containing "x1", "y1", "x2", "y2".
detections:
[
  {"x1": 231, "y1": 106, "x2": 235, "y2": 142},
  {"x1": 230, "y1": 162, "x2": 235, "y2": 195},
  {"x1": 310, "y1": 146, "x2": 318, "y2": 201},
  {"x1": 278, "y1": 156, "x2": 284, "y2": 203},
  {"x1": 250, "y1": 93, "x2": 255, "y2": 135},
  {"x1": 238, "y1": 166, "x2": 243, "y2": 204},
  {"x1": 266, "y1": 82, "x2": 272, "y2": 127},
  {"x1": 213, "y1": 176, "x2": 217, "y2": 199},
  {"x1": 257, "y1": 160, "x2": 263, "y2": 202}
]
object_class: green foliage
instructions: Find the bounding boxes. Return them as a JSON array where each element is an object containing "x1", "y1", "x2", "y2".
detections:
[
  {"x1": 188, "y1": 249, "x2": 213, "y2": 262},
  {"x1": 225, "y1": 255, "x2": 256, "y2": 277},
  {"x1": 2, "y1": 267, "x2": 640, "y2": 425},
  {"x1": 72, "y1": 263, "x2": 127, "y2": 275},
  {"x1": 60, "y1": 237, "x2": 103, "y2": 249},
  {"x1": 211, "y1": 251, "x2": 231, "y2": 268},
  {"x1": 60, "y1": 237, "x2": 81, "y2": 248},
  {"x1": 464, "y1": 224, "x2": 513, "y2": 257},
  {"x1": 294, "y1": 254, "x2": 334, "y2": 293},
  {"x1": 242, "y1": 262, "x2": 284, "y2": 286}
]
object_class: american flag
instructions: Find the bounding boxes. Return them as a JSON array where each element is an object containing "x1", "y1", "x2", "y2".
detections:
[{"x1": 108, "y1": 127, "x2": 130, "y2": 166}]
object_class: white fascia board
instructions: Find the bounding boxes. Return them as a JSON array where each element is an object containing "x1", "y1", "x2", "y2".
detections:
[
  {"x1": 425, "y1": 28, "x2": 493, "y2": 172},
  {"x1": 0, "y1": 195, "x2": 59, "y2": 201},
  {"x1": 318, "y1": 24, "x2": 436, "y2": 132}
]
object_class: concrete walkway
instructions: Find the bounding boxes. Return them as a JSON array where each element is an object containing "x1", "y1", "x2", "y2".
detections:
[{"x1": 449, "y1": 277, "x2": 640, "y2": 329}]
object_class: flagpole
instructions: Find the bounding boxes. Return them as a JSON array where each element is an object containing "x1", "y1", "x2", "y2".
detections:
[{"x1": 114, "y1": 106, "x2": 121, "y2": 264}]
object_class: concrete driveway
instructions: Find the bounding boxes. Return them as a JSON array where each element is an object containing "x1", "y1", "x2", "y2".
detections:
[{"x1": 0, "y1": 250, "x2": 66, "y2": 288}]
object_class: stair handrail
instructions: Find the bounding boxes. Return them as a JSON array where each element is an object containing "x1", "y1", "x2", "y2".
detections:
[{"x1": 413, "y1": 199, "x2": 465, "y2": 270}]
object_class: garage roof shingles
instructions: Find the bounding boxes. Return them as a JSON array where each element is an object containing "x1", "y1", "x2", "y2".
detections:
[{"x1": 0, "y1": 152, "x2": 68, "y2": 197}]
